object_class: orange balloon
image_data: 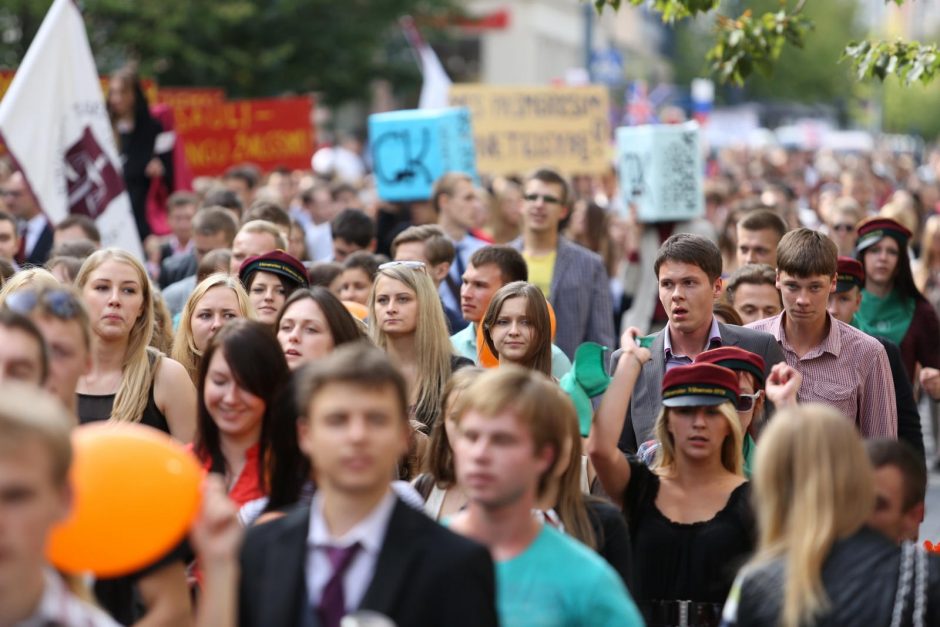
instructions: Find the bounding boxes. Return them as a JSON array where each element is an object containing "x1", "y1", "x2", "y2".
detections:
[
  {"x1": 47, "y1": 423, "x2": 204, "y2": 577},
  {"x1": 476, "y1": 299, "x2": 557, "y2": 368},
  {"x1": 343, "y1": 300, "x2": 369, "y2": 321}
]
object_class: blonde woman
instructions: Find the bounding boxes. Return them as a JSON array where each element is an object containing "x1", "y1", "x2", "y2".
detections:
[
  {"x1": 722, "y1": 404, "x2": 940, "y2": 626},
  {"x1": 481, "y1": 281, "x2": 553, "y2": 377},
  {"x1": 588, "y1": 328, "x2": 754, "y2": 627},
  {"x1": 171, "y1": 273, "x2": 254, "y2": 383},
  {"x1": 368, "y1": 262, "x2": 471, "y2": 428},
  {"x1": 0, "y1": 267, "x2": 59, "y2": 306},
  {"x1": 75, "y1": 249, "x2": 196, "y2": 442}
]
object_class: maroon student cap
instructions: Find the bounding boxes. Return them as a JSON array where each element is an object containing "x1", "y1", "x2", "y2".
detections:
[
  {"x1": 238, "y1": 250, "x2": 309, "y2": 289},
  {"x1": 661, "y1": 363, "x2": 740, "y2": 408},
  {"x1": 836, "y1": 256, "x2": 865, "y2": 294},
  {"x1": 855, "y1": 216, "x2": 912, "y2": 253},
  {"x1": 693, "y1": 347, "x2": 766, "y2": 390}
]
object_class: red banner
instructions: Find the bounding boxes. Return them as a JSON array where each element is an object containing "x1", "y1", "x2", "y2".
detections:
[
  {"x1": 173, "y1": 96, "x2": 315, "y2": 177},
  {"x1": 155, "y1": 87, "x2": 225, "y2": 109}
]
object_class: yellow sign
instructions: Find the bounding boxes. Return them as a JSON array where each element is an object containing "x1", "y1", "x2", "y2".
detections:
[{"x1": 449, "y1": 84, "x2": 610, "y2": 176}]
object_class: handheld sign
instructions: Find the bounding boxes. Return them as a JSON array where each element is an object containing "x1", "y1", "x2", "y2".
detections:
[
  {"x1": 369, "y1": 107, "x2": 476, "y2": 202},
  {"x1": 616, "y1": 122, "x2": 704, "y2": 223}
]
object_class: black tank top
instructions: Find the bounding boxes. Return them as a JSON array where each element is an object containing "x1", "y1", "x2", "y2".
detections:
[{"x1": 76, "y1": 349, "x2": 171, "y2": 434}]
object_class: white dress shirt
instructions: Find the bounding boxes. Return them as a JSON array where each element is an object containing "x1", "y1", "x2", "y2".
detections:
[
  {"x1": 18, "y1": 568, "x2": 119, "y2": 627},
  {"x1": 306, "y1": 490, "x2": 397, "y2": 613},
  {"x1": 23, "y1": 213, "x2": 47, "y2": 258}
]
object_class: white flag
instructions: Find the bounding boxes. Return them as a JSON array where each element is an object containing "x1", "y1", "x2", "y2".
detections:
[
  {"x1": 400, "y1": 16, "x2": 452, "y2": 110},
  {"x1": 0, "y1": 0, "x2": 142, "y2": 258}
]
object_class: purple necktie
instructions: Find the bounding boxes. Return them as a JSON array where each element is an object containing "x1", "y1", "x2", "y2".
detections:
[{"x1": 317, "y1": 542, "x2": 361, "y2": 627}]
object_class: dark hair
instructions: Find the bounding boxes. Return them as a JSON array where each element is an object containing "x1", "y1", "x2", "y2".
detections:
[
  {"x1": 50, "y1": 239, "x2": 97, "y2": 260},
  {"x1": 738, "y1": 209, "x2": 788, "y2": 241},
  {"x1": 246, "y1": 271, "x2": 302, "y2": 303},
  {"x1": 331, "y1": 209, "x2": 375, "y2": 248},
  {"x1": 866, "y1": 438, "x2": 927, "y2": 511},
  {"x1": 526, "y1": 167, "x2": 570, "y2": 206},
  {"x1": 167, "y1": 191, "x2": 199, "y2": 211},
  {"x1": 201, "y1": 188, "x2": 244, "y2": 216},
  {"x1": 222, "y1": 164, "x2": 261, "y2": 190},
  {"x1": 44, "y1": 256, "x2": 84, "y2": 282},
  {"x1": 195, "y1": 320, "x2": 289, "y2": 495},
  {"x1": 330, "y1": 182, "x2": 358, "y2": 202},
  {"x1": 107, "y1": 66, "x2": 151, "y2": 129},
  {"x1": 469, "y1": 245, "x2": 528, "y2": 284},
  {"x1": 426, "y1": 367, "x2": 483, "y2": 487},
  {"x1": 713, "y1": 302, "x2": 743, "y2": 326},
  {"x1": 243, "y1": 200, "x2": 291, "y2": 230},
  {"x1": 55, "y1": 215, "x2": 101, "y2": 244},
  {"x1": 0, "y1": 309, "x2": 48, "y2": 384},
  {"x1": 654, "y1": 233, "x2": 723, "y2": 282},
  {"x1": 341, "y1": 251, "x2": 379, "y2": 281},
  {"x1": 778, "y1": 228, "x2": 837, "y2": 278},
  {"x1": 482, "y1": 282, "x2": 553, "y2": 376},
  {"x1": 193, "y1": 207, "x2": 238, "y2": 244},
  {"x1": 725, "y1": 263, "x2": 779, "y2": 306},
  {"x1": 276, "y1": 287, "x2": 364, "y2": 349},
  {"x1": 196, "y1": 249, "x2": 232, "y2": 283},
  {"x1": 308, "y1": 261, "x2": 343, "y2": 288},
  {"x1": 295, "y1": 341, "x2": 407, "y2": 423}
]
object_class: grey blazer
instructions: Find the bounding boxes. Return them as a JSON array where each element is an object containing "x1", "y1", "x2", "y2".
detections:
[
  {"x1": 618, "y1": 322, "x2": 786, "y2": 451},
  {"x1": 511, "y1": 236, "x2": 615, "y2": 359}
]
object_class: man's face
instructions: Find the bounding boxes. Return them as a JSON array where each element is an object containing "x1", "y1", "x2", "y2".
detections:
[
  {"x1": 828, "y1": 212, "x2": 858, "y2": 256},
  {"x1": 0, "y1": 173, "x2": 39, "y2": 220},
  {"x1": 168, "y1": 204, "x2": 196, "y2": 242},
  {"x1": 441, "y1": 180, "x2": 482, "y2": 233},
  {"x1": 460, "y1": 263, "x2": 504, "y2": 323},
  {"x1": 223, "y1": 177, "x2": 253, "y2": 209},
  {"x1": 229, "y1": 230, "x2": 278, "y2": 274},
  {"x1": 658, "y1": 261, "x2": 721, "y2": 335},
  {"x1": 0, "y1": 439, "x2": 70, "y2": 589},
  {"x1": 827, "y1": 287, "x2": 862, "y2": 325},
  {"x1": 332, "y1": 237, "x2": 365, "y2": 263},
  {"x1": 733, "y1": 283, "x2": 782, "y2": 325},
  {"x1": 30, "y1": 315, "x2": 90, "y2": 407},
  {"x1": 776, "y1": 271, "x2": 836, "y2": 327},
  {"x1": 521, "y1": 179, "x2": 568, "y2": 234},
  {"x1": 0, "y1": 326, "x2": 44, "y2": 387},
  {"x1": 0, "y1": 220, "x2": 18, "y2": 262},
  {"x1": 299, "y1": 382, "x2": 409, "y2": 496},
  {"x1": 736, "y1": 226, "x2": 779, "y2": 268},
  {"x1": 193, "y1": 231, "x2": 230, "y2": 265},
  {"x1": 394, "y1": 241, "x2": 448, "y2": 288},
  {"x1": 869, "y1": 465, "x2": 922, "y2": 543},
  {"x1": 453, "y1": 408, "x2": 553, "y2": 511}
]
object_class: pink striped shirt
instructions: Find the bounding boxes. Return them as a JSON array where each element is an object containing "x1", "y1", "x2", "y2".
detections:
[{"x1": 747, "y1": 312, "x2": 897, "y2": 438}]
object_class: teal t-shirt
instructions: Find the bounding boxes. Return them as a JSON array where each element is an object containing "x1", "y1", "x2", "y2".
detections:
[{"x1": 496, "y1": 525, "x2": 644, "y2": 627}]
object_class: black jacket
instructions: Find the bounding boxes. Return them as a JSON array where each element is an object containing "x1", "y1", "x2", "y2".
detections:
[
  {"x1": 733, "y1": 527, "x2": 940, "y2": 626},
  {"x1": 238, "y1": 497, "x2": 498, "y2": 627}
]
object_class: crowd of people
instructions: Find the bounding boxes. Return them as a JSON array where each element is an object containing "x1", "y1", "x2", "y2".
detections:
[{"x1": 3, "y1": 73, "x2": 940, "y2": 625}]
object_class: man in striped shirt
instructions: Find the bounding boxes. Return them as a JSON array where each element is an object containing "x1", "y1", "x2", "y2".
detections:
[{"x1": 747, "y1": 228, "x2": 897, "y2": 438}]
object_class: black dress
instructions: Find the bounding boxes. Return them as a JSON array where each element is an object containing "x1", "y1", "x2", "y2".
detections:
[
  {"x1": 77, "y1": 382, "x2": 169, "y2": 434},
  {"x1": 622, "y1": 458, "x2": 755, "y2": 619}
]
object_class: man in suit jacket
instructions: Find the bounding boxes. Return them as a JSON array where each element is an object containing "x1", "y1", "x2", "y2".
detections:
[
  {"x1": 511, "y1": 168, "x2": 614, "y2": 359},
  {"x1": 3, "y1": 172, "x2": 53, "y2": 267},
  {"x1": 239, "y1": 343, "x2": 497, "y2": 627},
  {"x1": 619, "y1": 234, "x2": 785, "y2": 451}
]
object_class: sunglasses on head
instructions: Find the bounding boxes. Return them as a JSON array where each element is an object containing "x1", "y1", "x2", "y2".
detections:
[
  {"x1": 378, "y1": 260, "x2": 427, "y2": 272},
  {"x1": 523, "y1": 193, "x2": 561, "y2": 205},
  {"x1": 736, "y1": 391, "x2": 762, "y2": 413},
  {"x1": 5, "y1": 288, "x2": 84, "y2": 320}
]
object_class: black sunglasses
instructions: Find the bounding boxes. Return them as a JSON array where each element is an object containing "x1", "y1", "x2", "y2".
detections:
[{"x1": 523, "y1": 193, "x2": 561, "y2": 205}]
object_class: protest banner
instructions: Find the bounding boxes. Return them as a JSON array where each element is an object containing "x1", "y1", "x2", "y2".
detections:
[
  {"x1": 0, "y1": 0, "x2": 142, "y2": 257},
  {"x1": 368, "y1": 107, "x2": 476, "y2": 201},
  {"x1": 448, "y1": 84, "x2": 610, "y2": 176},
  {"x1": 173, "y1": 96, "x2": 314, "y2": 177},
  {"x1": 616, "y1": 122, "x2": 704, "y2": 223}
]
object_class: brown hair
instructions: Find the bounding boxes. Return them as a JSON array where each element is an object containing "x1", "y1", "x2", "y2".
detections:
[
  {"x1": 391, "y1": 224, "x2": 456, "y2": 266},
  {"x1": 482, "y1": 282, "x2": 552, "y2": 376},
  {"x1": 655, "y1": 233, "x2": 723, "y2": 282},
  {"x1": 469, "y1": 246, "x2": 528, "y2": 284},
  {"x1": 777, "y1": 228, "x2": 837, "y2": 278},
  {"x1": 426, "y1": 367, "x2": 484, "y2": 487},
  {"x1": 431, "y1": 172, "x2": 474, "y2": 214},
  {"x1": 526, "y1": 167, "x2": 570, "y2": 206},
  {"x1": 738, "y1": 208, "x2": 788, "y2": 241},
  {"x1": 193, "y1": 207, "x2": 238, "y2": 244},
  {"x1": 295, "y1": 341, "x2": 408, "y2": 422},
  {"x1": 713, "y1": 301, "x2": 744, "y2": 326},
  {"x1": 725, "y1": 263, "x2": 779, "y2": 305},
  {"x1": 866, "y1": 438, "x2": 926, "y2": 511}
]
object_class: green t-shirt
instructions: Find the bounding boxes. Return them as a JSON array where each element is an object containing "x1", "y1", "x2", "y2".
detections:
[{"x1": 496, "y1": 525, "x2": 643, "y2": 627}]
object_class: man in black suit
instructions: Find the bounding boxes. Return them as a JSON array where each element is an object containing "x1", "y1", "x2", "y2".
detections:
[
  {"x1": 2, "y1": 172, "x2": 53, "y2": 267},
  {"x1": 239, "y1": 343, "x2": 497, "y2": 627}
]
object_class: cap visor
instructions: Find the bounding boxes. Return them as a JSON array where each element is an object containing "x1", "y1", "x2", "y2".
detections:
[{"x1": 662, "y1": 394, "x2": 728, "y2": 408}]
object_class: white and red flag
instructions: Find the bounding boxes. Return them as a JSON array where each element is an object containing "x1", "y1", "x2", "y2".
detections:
[
  {"x1": 400, "y1": 16, "x2": 452, "y2": 110},
  {"x1": 0, "y1": 0, "x2": 142, "y2": 257}
]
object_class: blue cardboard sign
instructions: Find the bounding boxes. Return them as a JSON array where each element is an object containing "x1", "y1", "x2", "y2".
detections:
[
  {"x1": 369, "y1": 107, "x2": 477, "y2": 202},
  {"x1": 616, "y1": 122, "x2": 704, "y2": 223}
]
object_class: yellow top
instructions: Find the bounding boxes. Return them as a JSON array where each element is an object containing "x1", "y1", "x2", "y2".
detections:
[{"x1": 523, "y1": 250, "x2": 556, "y2": 299}]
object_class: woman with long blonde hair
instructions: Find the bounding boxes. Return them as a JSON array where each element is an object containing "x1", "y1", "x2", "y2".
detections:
[
  {"x1": 75, "y1": 248, "x2": 196, "y2": 442},
  {"x1": 722, "y1": 404, "x2": 940, "y2": 626},
  {"x1": 588, "y1": 328, "x2": 754, "y2": 627},
  {"x1": 172, "y1": 273, "x2": 254, "y2": 383},
  {"x1": 368, "y1": 262, "x2": 470, "y2": 428}
]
